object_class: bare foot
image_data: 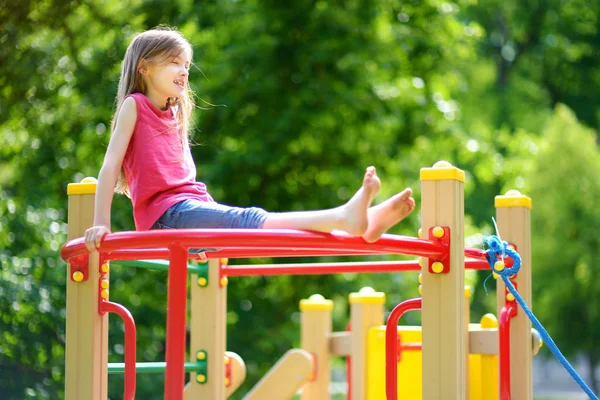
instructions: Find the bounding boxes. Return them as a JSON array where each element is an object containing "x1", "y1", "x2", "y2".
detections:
[
  {"x1": 340, "y1": 166, "x2": 381, "y2": 236},
  {"x1": 362, "y1": 188, "x2": 415, "y2": 242}
]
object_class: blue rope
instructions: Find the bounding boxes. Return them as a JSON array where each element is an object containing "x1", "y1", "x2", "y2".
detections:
[{"x1": 483, "y1": 235, "x2": 599, "y2": 400}]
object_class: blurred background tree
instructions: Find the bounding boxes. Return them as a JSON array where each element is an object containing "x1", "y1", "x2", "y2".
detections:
[{"x1": 1, "y1": 0, "x2": 598, "y2": 398}]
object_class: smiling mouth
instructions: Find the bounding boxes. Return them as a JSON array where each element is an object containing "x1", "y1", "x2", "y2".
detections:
[{"x1": 174, "y1": 80, "x2": 184, "y2": 88}]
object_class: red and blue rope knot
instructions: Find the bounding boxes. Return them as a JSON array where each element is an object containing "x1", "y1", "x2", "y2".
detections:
[{"x1": 483, "y1": 235, "x2": 521, "y2": 277}]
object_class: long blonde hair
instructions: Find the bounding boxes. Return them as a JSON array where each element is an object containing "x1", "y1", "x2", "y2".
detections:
[{"x1": 112, "y1": 27, "x2": 195, "y2": 195}]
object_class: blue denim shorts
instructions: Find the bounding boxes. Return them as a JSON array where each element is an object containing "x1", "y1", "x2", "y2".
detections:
[{"x1": 151, "y1": 199, "x2": 268, "y2": 253}]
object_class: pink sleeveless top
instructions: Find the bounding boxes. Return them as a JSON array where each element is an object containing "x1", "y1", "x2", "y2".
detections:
[{"x1": 122, "y1": 93, "x2": 213, "y2": 231}]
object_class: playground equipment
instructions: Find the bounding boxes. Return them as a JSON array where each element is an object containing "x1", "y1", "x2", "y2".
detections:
[{"x1": 60, "y1": 161, "x2": 540, "y2": 400}]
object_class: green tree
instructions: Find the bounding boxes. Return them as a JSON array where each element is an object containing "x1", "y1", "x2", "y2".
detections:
[{"x1": 522, "y1": 105, "x2": 600, "y2": 393}]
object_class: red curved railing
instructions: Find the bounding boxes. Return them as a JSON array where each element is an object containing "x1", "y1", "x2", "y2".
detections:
[
  {"x1": 99, "y1": 301, "x2": 137, "y2": 400},
  {"x1": 499, "y1": 303, "x2": 518, "y2": 400},
  {"x1": 385, "y1": 298, "x2": 422, "y2": 400},
  {"x1": 60, "y1": 229, "x2": 490, "y2": 400},
  {"x1": 60, "y1": 229, "x2": 450, "y2": 261}
]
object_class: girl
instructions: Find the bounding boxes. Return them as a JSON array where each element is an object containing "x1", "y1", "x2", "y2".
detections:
[{"x1": 84, "y1": 27, "x2": 415, "y2": 252}]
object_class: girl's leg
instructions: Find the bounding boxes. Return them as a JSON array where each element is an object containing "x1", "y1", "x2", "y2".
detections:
[
  {"x1": 263, "y1": 167, "x2": 415, "y2": 241},
  {"x1": 262, "y1": 166, "x2": 381, "y2": 236}
]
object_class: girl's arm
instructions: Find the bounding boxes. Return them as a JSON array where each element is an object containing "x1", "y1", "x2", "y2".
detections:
[{"x1": 84, "y1": 96, "x2": 137, "y2": 251}]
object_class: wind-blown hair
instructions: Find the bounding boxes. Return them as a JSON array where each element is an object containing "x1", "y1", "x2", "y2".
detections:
[{"x1": 112, "y1": 27, "x2": 194, "y2": 196}]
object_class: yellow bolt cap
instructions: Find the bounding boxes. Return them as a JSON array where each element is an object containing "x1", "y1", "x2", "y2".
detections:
[
  {"x1": 418, "y1": 285, "x2": 423, "y2": 295},
  {"x1": 101, "y1": 263, "x2": 110, "y2": 273},
  {"x1": 100, "y1": 279, "x2": 109, "y2": 289},
  {"x1": 198, "y1": 277, "x2": 207, "y2": 287},
  {"x1": 418, "y1": 258, "x2": 423, "y2": 267},
  {"x1": 418, "y1": 273, "x2": 423, "y2": 284},
  {"x1": 100, "y1": 289, "x2": 109, "y2": 300},
  {"x1": 432, "y1": 226, "x2": 445, "y2": 238},
  {"x1": 72, "y1": 271, "x2": 84, "y2": 282},
  {"x1": 494, "y1": 261, "x2": 505, "y2": 271},
  {"x1": 224, "y1": 356, "x2": 230, "y2": 365},
  {"x1": 197, "y1": 374, "x2": 206, "y2": 383},
  {"x1": 417, "y1": 228, "x2": 422, "y2": 239},
  {"x1": 224, "y1": 377, "x2": 230, "y2": 386},
  {"x1": 197, "y1": 352, "x2": 206, "y2": 361},
  {"x1": 220, "y1": 258, "x2": 229, "y2": 265},
  {"x1": 506, "y1": 293, "x2": 515, "y2": 302},
  {"x1": 220, "y1": 277, "x2": 228, "y2": 287},
  {"x1": 492, "y1": 272, "x2": 500, "y2": 279},
  {"x1": 431, "y1": 261, "x2": 444, "y2": 274}
]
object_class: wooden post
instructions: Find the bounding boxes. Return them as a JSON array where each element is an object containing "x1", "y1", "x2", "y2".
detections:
[
  {"x1": 495, "y1": 190, "x2": 532, "y2": 400},
  {"x1": 420, "y1": 160, "x2": 466, "y2": 399},
  {"x1": 184, "y1": 258, "x2": 227, "y2": 399},
  {"x1": 465, "y1": 286, "x2": 471, "y2": 400},
  {"x1": 349, "y1": 287, "x2": 385, "y2": 400},
  {"x1": 299, "y1": 294, "x2": 333, "y2": 400},
  {"x1": 64, "y1": 177, "x2": 108, "y2": 400}
]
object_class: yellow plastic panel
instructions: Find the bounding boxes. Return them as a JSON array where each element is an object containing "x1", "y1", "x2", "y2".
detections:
[{"x1": 365, "y1": 325, "x2": 498, "y2": 400}]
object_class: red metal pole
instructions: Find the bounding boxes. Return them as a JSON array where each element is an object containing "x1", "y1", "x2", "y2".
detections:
[
  {"x1": 99, "y1": 301, "x2": 137, "y2": 400},
  {"x1": 385, "y1": 298, "x2": 422, "y2": 400},
  {"x1": 60, "y1": 229, "x2": 450, "y2": 261},
  {"x1": 225, "y1": 260, "x2": 422, "y2": 276},
  {"x1": 499, "y1": 303, "x2": 517, "y2": 400},
  {"x1": 164, "y1": 244, "x2": 188, "y2": 400}
]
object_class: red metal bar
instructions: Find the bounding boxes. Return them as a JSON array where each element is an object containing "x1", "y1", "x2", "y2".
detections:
[
  {"x1": 99, "y1": 301, "x2": 137, "y2": 400},
  {"x1": 60, "y1": 230, "x2": 449, "y2": 262},
  {"x1": 499, "y1": 303, "x2": 517, "y2": 400},
  {"x1": 211, "y1": 248, "x2": 379, "y2": 258},
  {"x1": 104, "y1": 247, "x2": 380, "y2": 261},
  {"x1": 225, "y1": 260, "x2": 421, "y2": 276},
  {"x1": 164, "y1": 244, "x2": 188, "y2": 400},
  {"x1": 464, "y1": 246, "x2": 488, "y2": 260},
  {"x1": 385, "y1": 298, "x2": 422, "y2": 400}
]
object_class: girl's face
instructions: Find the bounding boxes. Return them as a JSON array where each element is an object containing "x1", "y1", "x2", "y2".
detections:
[{"x1": 141, "y1": 49, "x2": 191, "y2": 108}]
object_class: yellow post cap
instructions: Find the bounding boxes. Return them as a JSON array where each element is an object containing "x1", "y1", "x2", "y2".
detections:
[
  {"x1": 67, "y1": 177, "x2": 98, "y2": 195},
  {"x1": 420, "y1": 160, "x2": 465, "y2": 182},
  {"x1": 464, "y1": 286, "x2": 471, "y2": 298},
  {"x1": 300, "y1": 294, "x2": 334, "y2": 311},
  {"x1": 495, "y1": 189, "x2": 532, "y2": 209},
  {"x1": 349, "y1": 287, "x2": 385, "y2": 304},
  {"x1": 480, "y1": 313, "x2": 498, "y2": 329}
]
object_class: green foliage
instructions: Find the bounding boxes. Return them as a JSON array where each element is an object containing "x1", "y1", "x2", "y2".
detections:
[
  {"x1": 523, "y1": 106, "x2": 600, "y2": 376},
  {"x1": 1, "y1": 0, "x2": 599, "y2": 398}
]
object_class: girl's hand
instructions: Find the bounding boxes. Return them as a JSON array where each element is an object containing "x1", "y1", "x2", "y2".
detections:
[{"x1": 85, "y1": 225, "x2": 111, "y2": 252}]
